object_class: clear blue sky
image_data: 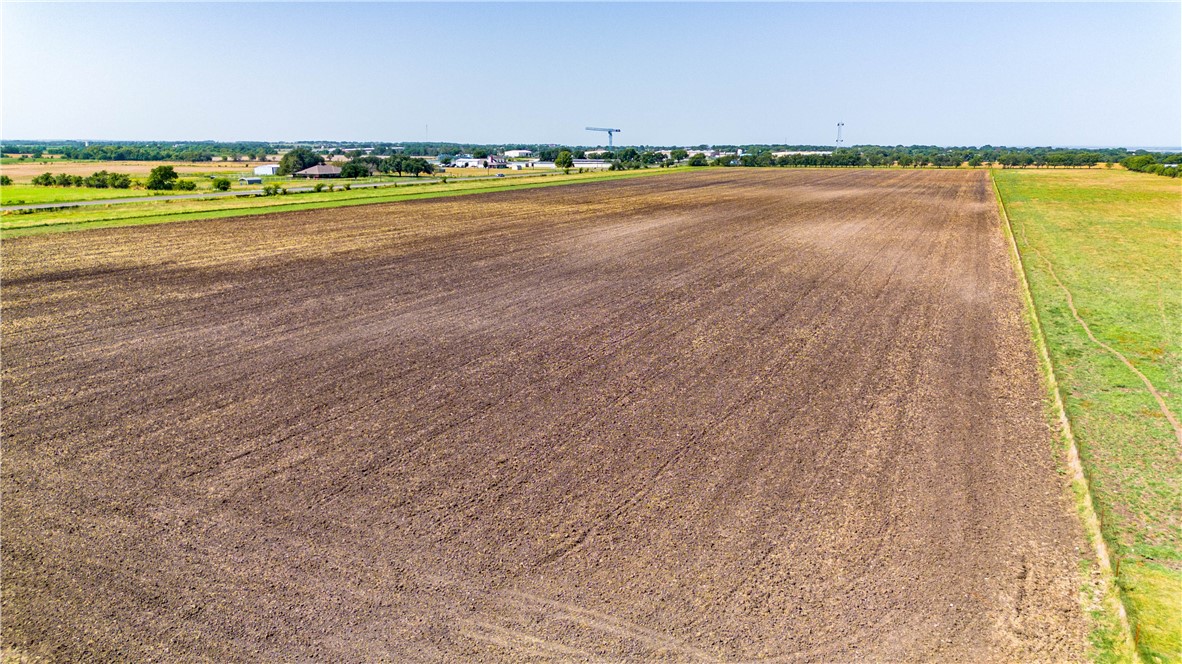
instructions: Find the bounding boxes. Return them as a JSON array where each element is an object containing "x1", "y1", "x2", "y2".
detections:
[{"x1": 3, "y1": 2, "x2": 1179, "y2": 147}]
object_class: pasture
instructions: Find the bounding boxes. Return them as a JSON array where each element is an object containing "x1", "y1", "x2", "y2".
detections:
[
  {"x1": 0, "y1": 169, "x2": 681, "y2": 237},
  {"x1": 995, "y1": 168, "x2": 1182, "y2": 663},
  {"x1": 0, "y1": 184, "x2": 159, "y2": 205},
  {"x1": 3, "y1": 169, "x2": 1092, "y2": 661}
]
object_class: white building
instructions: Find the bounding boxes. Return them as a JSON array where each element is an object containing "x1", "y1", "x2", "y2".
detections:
[
  {"x1": 504, "y1": 149, "x2": 534, "y2": 158},
  {"x1": 525, "y1": 159, "x2": 611, "y2": 170},
  {"x1": 668, "y1": 149, "x2": 720, "y2": 159},
  {"x1": 453, "y1": 156, "x2": 508, "y2": 168},
  {"x1": 254, "y1": 164, "x2": 280, "y2": 176}
]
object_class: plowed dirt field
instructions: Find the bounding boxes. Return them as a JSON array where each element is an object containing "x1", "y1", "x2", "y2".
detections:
[{"x1": 3, "y1": 169, "x2": 1089, "y2": 662}]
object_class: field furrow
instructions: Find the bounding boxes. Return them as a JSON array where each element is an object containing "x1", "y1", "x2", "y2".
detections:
[{"x1": 2, "y1": 169, "x2": 1089, "y2": 662}]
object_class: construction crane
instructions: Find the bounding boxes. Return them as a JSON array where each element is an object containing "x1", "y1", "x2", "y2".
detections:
[{"x1": 586, "y1": 127, "x2": 622, "y2": 148}]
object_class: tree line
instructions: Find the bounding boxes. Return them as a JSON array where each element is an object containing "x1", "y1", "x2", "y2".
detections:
[
  {"x1": 31, "y1": 170, "x2": 133, "y2": 189},
  {"x1": 4, "y1": 140, "x2": 1175, "y2": 172},
  {"x1": 5, "y1": 142, "x2": 271, "y2": 163},
  {"x1": 28, "y1": 167, "x2": 206, "y2": 191},
  {"x1": 1120, "y1": 154, "x2": 1181, "y2": 178},
  {"x1": 277, "y1": 147, "x2": 436, "y2": 178},
  {"x1": 711, "y1": 147, "x2": 1123, "y2": 169}
]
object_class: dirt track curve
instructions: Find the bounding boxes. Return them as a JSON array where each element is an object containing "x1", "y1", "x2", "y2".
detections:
[{"x1": 3, "y1": 169, "x2": 1088, "y2": 662}]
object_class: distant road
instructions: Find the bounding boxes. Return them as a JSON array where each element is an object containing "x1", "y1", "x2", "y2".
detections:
[{"x1": 0, "y1": 173, "x2": 556, "y2": 212}]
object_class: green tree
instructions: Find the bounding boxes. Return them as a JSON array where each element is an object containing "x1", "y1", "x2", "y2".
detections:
[
  {"x1": 671, "y1": 149, "x2": 688, "y2": 162},
  {"x1": 688, "y1": 153, "x2": 708, "y2": 167},
  {"x1": 472, "y1": 148, "x2": 490, "y2": 159},
  {"x1": 146, "y1": 165, "x2": 179, "y2": 190},
  {"x1": 212, "y1": 177, "x2": 232, "y2": 191},
  {"x1": 0, "y1": 175, "x2": 11, "y2": 186},
  {"x1": 84, "y1": 171, "x2": 111, "y2": 188},
  {"x1": 339, "y1": 162, "x2": 372, "y2": 178},
  {"x1": 108, "y1": 173, "x2": 132, "y2": 189},
  {"x1": 380, "y1": 156, "x2": 405, "y2": 176},
  {"x1": 555, "y1": 150, "x2": 574, "y2": 174},
  {"x1": 277, "y1": 147, "x2": 324, "y2": 175}
]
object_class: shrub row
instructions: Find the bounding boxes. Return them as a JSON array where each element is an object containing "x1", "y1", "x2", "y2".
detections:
[
  {"x1": 1121, "y1": 154, "x2": 1181, "y2": 178},
  {"x1": 31, "y1": 171, "x2": 133, "y2": 188}
]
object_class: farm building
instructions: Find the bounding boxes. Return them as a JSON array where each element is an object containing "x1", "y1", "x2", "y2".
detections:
[
  {"x1": 295, "y1": 165, "x2": 342, "y2": 179},
  {"x1": 524, "y1": 159, "x2": 611, "y2": 170},
  {"x1": 772, "y1": 150, "x2": 832, "y2": 157},
  {"x1": 504, "y1": 149, "x2": 533, "y2": 158},
  {"x1": 453, "y1": 156, "x2": 508, "y2": 168},
  {"x1": 572, "y1": 159, "x2": 611, "y2": 170},
  {"x1": 254, "y1": 164, "x2": 280, "y2": 176},
  {"x1": 239, "y1": 177, "x2": 263, "y2": 185}
]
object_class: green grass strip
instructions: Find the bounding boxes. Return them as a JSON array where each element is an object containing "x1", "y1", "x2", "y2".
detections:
[
  {"x1": 991, "y1": 169, "x2": 1141, "y2": 663},
  {"x1": 1, "y1": 168, "x2": 692, "y2": 238}
]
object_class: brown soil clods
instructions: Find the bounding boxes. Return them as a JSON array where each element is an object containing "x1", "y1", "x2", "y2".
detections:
[{"x1": 2, "y1": 169, "x2": 1089, "y2": 662}]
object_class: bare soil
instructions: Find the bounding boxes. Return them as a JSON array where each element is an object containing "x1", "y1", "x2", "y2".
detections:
[
  {"x1": 0, "y1": 160, "x2": 259, "y2": 180},
  {"x1": 2, "y1": 169, "x2": 1089, "y2": 662}
]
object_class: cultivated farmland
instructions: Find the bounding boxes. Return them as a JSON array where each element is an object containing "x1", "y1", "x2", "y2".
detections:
[
  {"x1": 3, "y1": 170, "x2": 1091, "y2": 661},
  {"x1": 0, "y1": 159, "x2": 267, "y2": 179}
]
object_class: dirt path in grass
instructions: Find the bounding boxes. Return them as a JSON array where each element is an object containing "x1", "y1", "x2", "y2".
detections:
[
  {"x1": 1017, "y1": 220, "x2": 1182, "y2": 452},
  {"x1": 3, "y1": 169, "x2": 1090, "y2": 662}
]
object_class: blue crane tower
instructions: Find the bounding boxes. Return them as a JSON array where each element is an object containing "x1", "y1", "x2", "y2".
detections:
[{"x1": 586, "y1": 127, "x2": 622, "y2": 149}]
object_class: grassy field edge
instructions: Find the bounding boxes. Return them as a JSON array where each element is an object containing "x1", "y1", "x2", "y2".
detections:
[{"x1": 990, "y1": 170, "x2": 1140, "y2": 663}]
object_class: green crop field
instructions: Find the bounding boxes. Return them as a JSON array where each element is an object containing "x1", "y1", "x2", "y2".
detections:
[
  {"x1": 0, "y1": 168, "x2": 689, "y2": 237},
  {"x1": 0, "y1": 173, "x2": 429, "y2": 206},
  {"x1": 0, "y1": 184, "x2": 160, "y2": 205},
  {"x1": 994, "y1": 168, "x2": 1182, "y2": 664}
]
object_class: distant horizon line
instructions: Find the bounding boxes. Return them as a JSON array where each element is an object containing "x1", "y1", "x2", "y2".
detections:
[{"x1": 3, "y1": 138, "x2": 1180, "y2": 152}]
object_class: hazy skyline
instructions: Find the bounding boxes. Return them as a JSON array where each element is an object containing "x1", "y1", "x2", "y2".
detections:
[{"x1": 3, "y1": 2, "x2": 1180, "y2": 148}]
